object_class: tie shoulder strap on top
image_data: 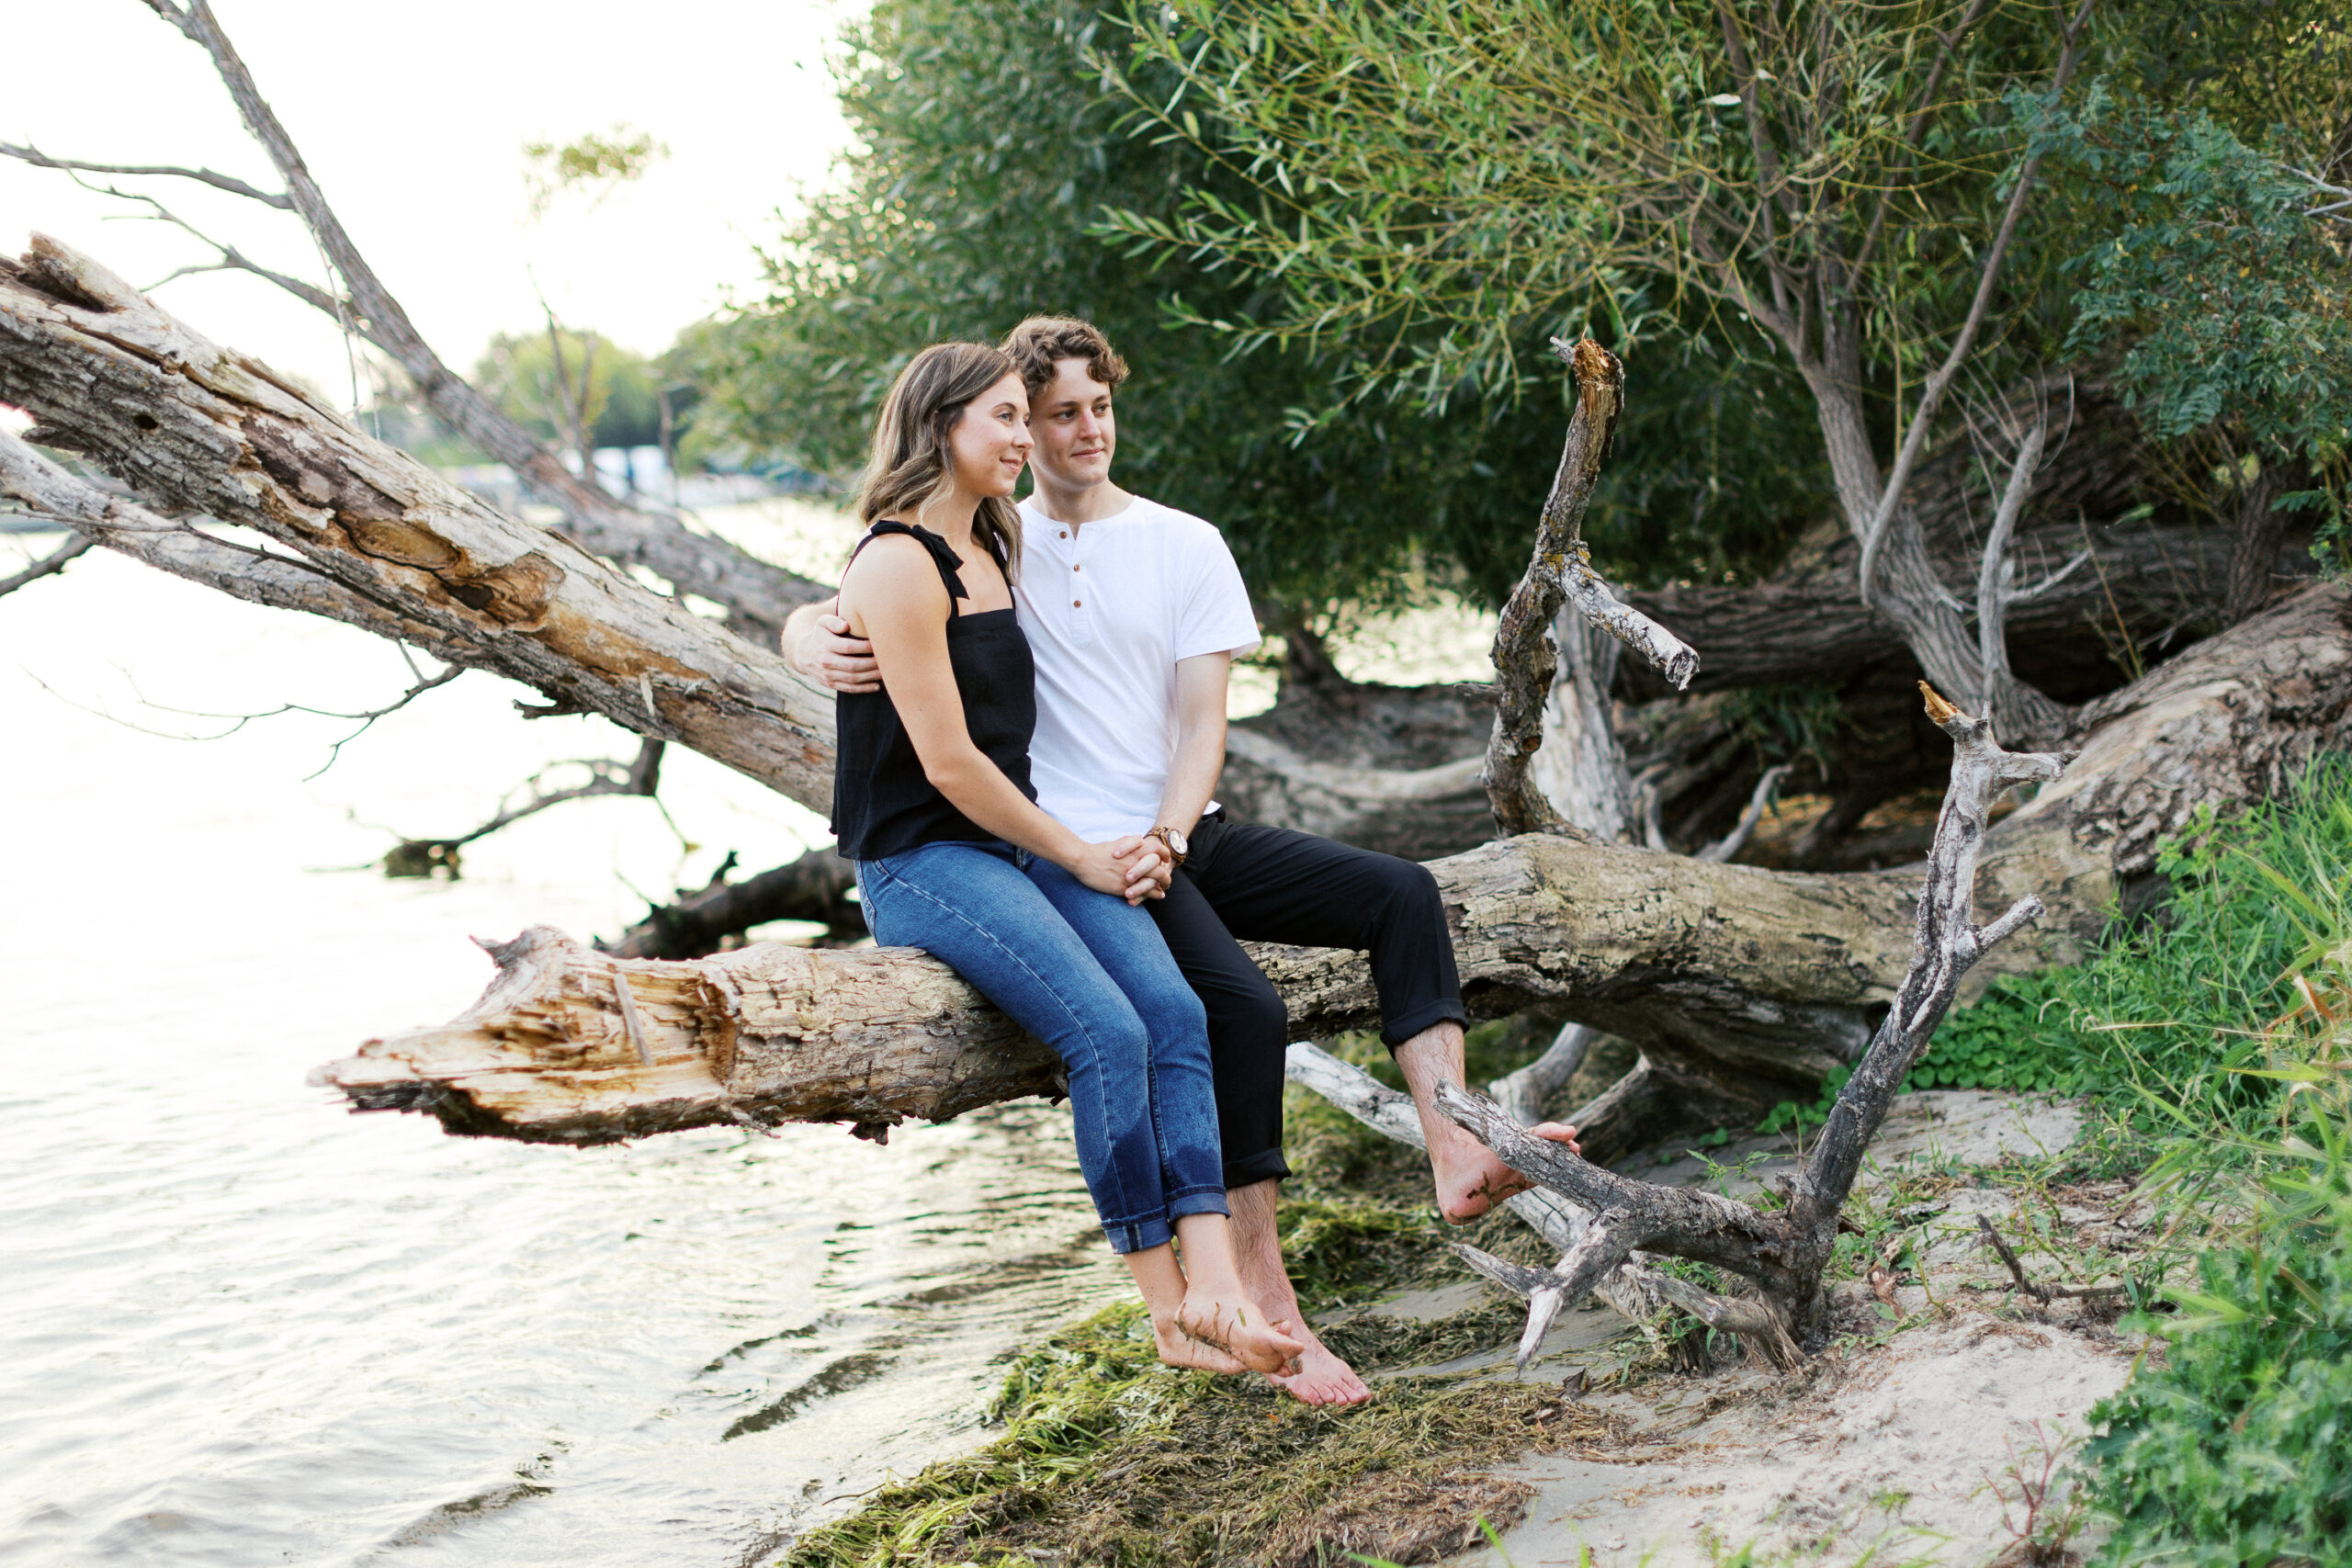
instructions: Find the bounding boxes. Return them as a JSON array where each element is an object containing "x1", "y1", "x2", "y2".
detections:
[{"x1": 851, "y1": 520, "x2": 969, "y2": 615}]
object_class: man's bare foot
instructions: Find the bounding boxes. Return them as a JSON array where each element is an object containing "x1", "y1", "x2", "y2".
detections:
[
  {"x1": 1429, "y1": 1120, "x2": 1583, "y2": 1223},
  {"x1": 1176, "y1": 1290, "x2": 1304, "y2": 1375},
  {"x1": 1149, "y1": 1314, "x2": 1249, "y2": 1373},
  {"x1": 1268, "y1": 1324, "x2": 1371, "y2": 1405}
]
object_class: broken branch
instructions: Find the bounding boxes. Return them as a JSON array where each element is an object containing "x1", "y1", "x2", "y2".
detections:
[{"x1": 1485, "y1": 337, "x2": 1698, "y2": 837}]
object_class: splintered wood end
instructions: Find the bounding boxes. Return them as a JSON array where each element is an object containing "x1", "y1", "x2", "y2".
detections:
[{"x1": 1917, "y1": 681, "x2": 1961, "y2": 726}]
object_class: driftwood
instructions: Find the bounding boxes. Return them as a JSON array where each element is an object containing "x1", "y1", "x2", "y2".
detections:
[
  {"x1": 1445, "y1": 683, "x2": 2067, "y2": 1355},
  {"x1": 602, "y1": 846, "x2": 865, "y2": 959}
]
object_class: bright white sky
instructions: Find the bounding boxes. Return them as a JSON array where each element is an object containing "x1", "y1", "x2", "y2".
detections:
[{"x1": 0, "y1": 0, "x2": 854, "y2": 401}]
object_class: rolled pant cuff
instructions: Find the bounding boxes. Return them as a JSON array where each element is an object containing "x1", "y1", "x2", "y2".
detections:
[
  {"x1": 1381, "y1": 999, "x2": 1470, "y2": 1050},
  {"x1": 1221, "y1": 1148, "x2": 1293, "y2": 1190},
  {"x1": 1100, "y1": 1190, "x2": 1230, "y2": 1255}
]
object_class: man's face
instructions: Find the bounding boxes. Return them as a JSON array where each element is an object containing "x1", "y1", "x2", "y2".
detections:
[{"x1": 1028, "y1": 357, "x2": 1116, "y2": 489}]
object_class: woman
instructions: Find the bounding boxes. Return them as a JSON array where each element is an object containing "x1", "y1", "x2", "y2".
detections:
[{"x1": 831, "y1": 342, "x2": 1300, "y2": 1377}]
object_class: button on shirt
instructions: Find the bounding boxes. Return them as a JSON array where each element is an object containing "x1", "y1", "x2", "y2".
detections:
[{"x1": 1015, "y1": 495, "x2": 1261, "y2": 842}]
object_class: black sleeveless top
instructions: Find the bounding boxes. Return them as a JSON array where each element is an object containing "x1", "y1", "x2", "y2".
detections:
[{"x1": 831, "y1": 522, "x2": 1037, "y2": 862}]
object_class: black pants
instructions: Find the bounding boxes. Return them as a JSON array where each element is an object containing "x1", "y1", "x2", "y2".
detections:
[{"x1": 1145, "y1": 811, "x2": 1466, "y2": 1189}]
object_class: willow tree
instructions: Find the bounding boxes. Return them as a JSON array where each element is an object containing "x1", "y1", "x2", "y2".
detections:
[{"x1": 1104, "y1": 0, "x2": 2350, "y2": 742}]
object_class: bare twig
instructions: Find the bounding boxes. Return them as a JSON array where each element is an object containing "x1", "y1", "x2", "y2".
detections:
[
  {"x1": 0, "y1": 530, "x2": 93, "y2": 597},
  {"x1": 0, "y1": 139, "x2": 293, "y2": 209},
  {"x1": 1973, "y1": 1213, "x2": 2125, "y2": 1303}
]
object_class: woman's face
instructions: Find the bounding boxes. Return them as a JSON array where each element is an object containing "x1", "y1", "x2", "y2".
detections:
[{"x1": 945, "y1": 374, "x2": 1033, "y2": 499}]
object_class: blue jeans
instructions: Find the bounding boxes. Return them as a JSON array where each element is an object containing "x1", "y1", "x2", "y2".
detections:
[{"x1": 855, "y1": 839, "x2": 1229, "y2": 1253}]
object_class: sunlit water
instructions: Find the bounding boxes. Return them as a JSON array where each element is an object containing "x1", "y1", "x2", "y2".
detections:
[{"x1": 0, "y1": 499, "x2": 1493, "y2": 1566}]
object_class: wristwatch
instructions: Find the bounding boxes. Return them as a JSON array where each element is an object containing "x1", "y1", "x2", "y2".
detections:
[{"x1": 1147, "y1": 824, "x2": 1189, "y2": 866}]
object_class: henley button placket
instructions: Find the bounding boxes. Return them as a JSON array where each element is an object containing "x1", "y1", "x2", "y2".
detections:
[{"x1": 1067, "y1": 525, "x2": 1093, "y2": 645}]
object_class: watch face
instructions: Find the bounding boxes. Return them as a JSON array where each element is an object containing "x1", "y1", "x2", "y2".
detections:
[{"x1": 1166, "y1": 829, "x2": 1188, "y2": 857}]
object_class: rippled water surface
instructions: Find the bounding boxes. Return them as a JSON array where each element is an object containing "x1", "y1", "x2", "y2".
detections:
[{"x1": 0, "y1": 511, "x2": 1132, "y2": 1566}]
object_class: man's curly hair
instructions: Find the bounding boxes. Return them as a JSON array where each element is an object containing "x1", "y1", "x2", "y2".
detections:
[{"x1": 1001, "y1": 315, "x2": 1130, "y2": 402}]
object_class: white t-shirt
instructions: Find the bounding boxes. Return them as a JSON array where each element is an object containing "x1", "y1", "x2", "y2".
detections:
[{"x1": 1014, "y1": 495, "x2": 1261, "y2": 840}]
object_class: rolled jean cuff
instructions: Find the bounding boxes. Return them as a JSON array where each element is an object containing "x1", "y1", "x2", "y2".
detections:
[
  {"x1": 1098, "y1": 1188, "x2": 1231, "y2": 1255},
  {"x1": 1380, "y1": 998, "x2": 1469, "y2": 1049}
]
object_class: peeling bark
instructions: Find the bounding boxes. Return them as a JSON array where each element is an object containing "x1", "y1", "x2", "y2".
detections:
[
  {"x1": 1486, "y1": 337, "x2": 1697, "y2": 837},
  {"x1": 0, "y1": 236, "x2": 840, "y2": 810}
]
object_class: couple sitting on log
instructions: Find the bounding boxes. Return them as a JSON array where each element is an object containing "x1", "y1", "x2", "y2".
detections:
[{"x1": 786, "y1": 319, "x2": 1581, "y2": 1404}]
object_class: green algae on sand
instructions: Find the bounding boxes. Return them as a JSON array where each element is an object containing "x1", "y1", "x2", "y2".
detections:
[{"x1": 781, "y1": 1300, "x2": 1626, "y2": 1568}]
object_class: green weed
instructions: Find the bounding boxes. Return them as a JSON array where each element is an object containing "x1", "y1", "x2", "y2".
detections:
[{"x1": 781, "y1": 1301, "x2": 1620, "y2": 1568}]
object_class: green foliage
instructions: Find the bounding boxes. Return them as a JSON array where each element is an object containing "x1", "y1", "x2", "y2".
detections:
[
  {"x1": 678, "y1": 0, "x2": 1820, "y2": 616},
  {"x1": 2048, "y1": 94, "x2": 2351, "y2": 532},
  {"x1": 522, "y1": 124, "x2": 667, "y2": 219},
  {"x1": 1105, "y1": 0, "x2": 2086, "y2": 405},
  {"x1": 1760, "y1": 756, "x2": 2352, "y2": 1137},
  {"x1": 2083, "y1": 1099, "x2": 2352, "y2": 1566}
]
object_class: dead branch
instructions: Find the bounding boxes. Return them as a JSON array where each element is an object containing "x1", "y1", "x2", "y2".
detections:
[
  {"x1": 106, "y1": 0, "x2": 825, "y2": 638},
  {"x1": 0, "y1": 139, "x2": 292, "y2": 209},
  {"x1": 600, "y1": 844, "x2": 863, "y2": 958},
  {"x1": 1486, "y1": 337, "x2": 1697, "y2": 836},
  {"x1": 1973, "y1": 1214, "x2": 2125, "y2": 1304},
  {"x1": 0, "y1": 529, "x2": 93, "y2": 596},
  {"x1": 386, "y1": 738, "x2": 667, "y2": 878},
  {"x1": 1, "y1": 427, "x2": 481, "y2": 663},
  {"x1": 1441, "y1": 682, "x2": 2070, "y2": 1353}
]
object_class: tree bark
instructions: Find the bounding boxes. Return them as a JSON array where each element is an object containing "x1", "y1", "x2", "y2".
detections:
[{"x1": 0, "y1": 235, "x2": 841, "y2": 811}]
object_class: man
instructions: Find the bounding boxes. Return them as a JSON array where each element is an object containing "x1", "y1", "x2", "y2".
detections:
[{"x1": 786, "y1": 318, "x2": 1577, "y2": 1404}]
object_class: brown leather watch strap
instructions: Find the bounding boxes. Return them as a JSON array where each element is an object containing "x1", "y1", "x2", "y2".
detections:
[{"x1": 1146, "y1": 825, "x2": 1188, "y2": 866}]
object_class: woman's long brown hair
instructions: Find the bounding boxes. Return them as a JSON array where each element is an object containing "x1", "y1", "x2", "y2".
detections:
[{"x1": 856, "y1": 342, "x2": 1023, "y2": 578}]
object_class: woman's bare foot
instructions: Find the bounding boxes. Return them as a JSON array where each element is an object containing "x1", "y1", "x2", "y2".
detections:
[
  {"x1": 1149, "y1": 1314, "x2": 1250, "y2": 1372},
  {"x1": 1268, "y1": 1324, "x2": 1371, "y2": 1405},
  {"x1": 1176, "y1": 1289, "x2": 1303, "y2": 1375}
]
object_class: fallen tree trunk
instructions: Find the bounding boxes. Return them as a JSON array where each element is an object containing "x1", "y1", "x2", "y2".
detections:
[
  {"x1": 312, "y1": 581, "x2": 2352, "y2": 1148},
  {"x1": 15, "y1": 0, "x2": 828, "y2": 643},
  {"x1": 313, "y1": 828, "x2": 1916, "y2": 1144},
  {"x1": 0, "y1": 235, "x2": 841, "y2": 810}
]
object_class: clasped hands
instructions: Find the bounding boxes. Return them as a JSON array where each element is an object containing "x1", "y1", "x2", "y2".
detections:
[{"x1": 793, "y1": 612, "x2": 1172, "y2": 907}]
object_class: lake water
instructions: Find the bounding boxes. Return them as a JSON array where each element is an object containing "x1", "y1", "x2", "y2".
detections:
[{"x1": 0, "y1": 498, "x2": 1492, "y2": 1566}]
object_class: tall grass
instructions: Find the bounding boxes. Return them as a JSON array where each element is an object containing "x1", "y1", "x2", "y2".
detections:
[{"x1": 1776, "y1": 755, "x2": 2352, "y2": 1144}]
